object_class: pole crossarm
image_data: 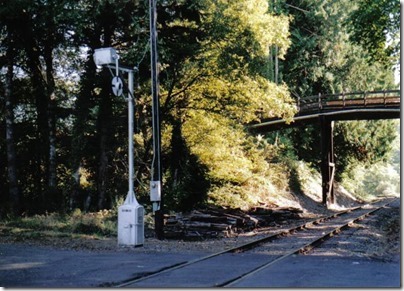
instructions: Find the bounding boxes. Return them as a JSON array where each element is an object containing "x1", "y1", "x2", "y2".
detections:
[{"x1": 105, "y1": 64, "x2": 137, "y2": 100}]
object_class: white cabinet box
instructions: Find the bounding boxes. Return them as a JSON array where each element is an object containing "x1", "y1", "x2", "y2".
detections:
[{"x1": 118, "y1": 195, "x2": 144, "y2": 246}]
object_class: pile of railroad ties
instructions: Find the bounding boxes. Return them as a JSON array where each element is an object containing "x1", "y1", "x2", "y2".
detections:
[{"x1": 163, "y1": 206, "x2": 303, "y2": 240}]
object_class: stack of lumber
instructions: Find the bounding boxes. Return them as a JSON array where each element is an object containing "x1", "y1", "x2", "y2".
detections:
[{"x1": 163, "y1": 206, "x2": 303, "y2": 240}]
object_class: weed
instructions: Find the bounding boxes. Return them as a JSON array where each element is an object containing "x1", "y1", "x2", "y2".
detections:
[{"x1": 0, "y1": 209, "x2": 118, "y2": 240}]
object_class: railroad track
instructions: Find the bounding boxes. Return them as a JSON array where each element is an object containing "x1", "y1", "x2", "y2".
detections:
[{"x1": 113, "y1": 197, "x2": 397, "y2": 288}]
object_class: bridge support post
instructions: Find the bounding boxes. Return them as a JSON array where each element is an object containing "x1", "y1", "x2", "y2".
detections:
[{"x1": 320, "y1": 116, "x2": 335, "y2": 206}]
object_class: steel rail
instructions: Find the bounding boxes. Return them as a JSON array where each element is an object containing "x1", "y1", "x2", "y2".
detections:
[
  {"x1": 113, "y1": 198, "x2": 396, "y2": 287},
  {"x1": 220, "y1": 198, "x2": 396, "y2": 287}
]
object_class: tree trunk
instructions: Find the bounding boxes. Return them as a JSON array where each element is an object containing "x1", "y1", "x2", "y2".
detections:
[
  {"x1": 69, "y1": 59, "x2": 96, "y2": 210},
  {"x1": 96, "y1": 84, "x2": 113, "y2": 210},
  {"x1": 24, "y1": 35, "x2": 49, "y2": 207},
  {"x1": 45, "y1": 45, "x2": 57, "y2": 190},
  {"x1": 170, "y1": 119, "x2": 186, "y2": 188},
  {"x1": 96, "y1": 11, "x2": 115, "y2": 210},
  {"x1": 4, "y1": 44, "x2": 20, "y2": 215}
]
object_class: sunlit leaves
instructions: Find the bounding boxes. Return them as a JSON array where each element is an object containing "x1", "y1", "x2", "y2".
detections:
[
  {"x1": 181, "y1": 109, "x2": 290, "y2": 210},
  {"x1": 186, "y1": 74, "x2": 296, "y2": 124},
  {"x1": 201, "y1": 0, "x2": 291, "y2": 77},
  {"x1": 221, "y1": 0, "x2": 291, "y2": 58},
  {"x1": 182, "y1": 110, "x2": 250, "y2": 183},
  {"x1": 158, "y1": 0, "x2": 297, "y2": 209}
]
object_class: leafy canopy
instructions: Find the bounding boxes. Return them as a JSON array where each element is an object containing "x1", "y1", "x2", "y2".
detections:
[{"x1": 158, "y1": 0, "x2": 297, "y2": 209}]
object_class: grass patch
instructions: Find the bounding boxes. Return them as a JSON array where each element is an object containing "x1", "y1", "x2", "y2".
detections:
[{"x1": 0, "y1": 209, "x2": 118, "y2": 241}]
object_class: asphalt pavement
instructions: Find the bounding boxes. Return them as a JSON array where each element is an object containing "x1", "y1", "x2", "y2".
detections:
[
  {"x1": 0, "y1": 240, "x2": 400, "y2": 288},
  {"x1": 0, "y1": 243, "x2": 201, "y2": 288}
]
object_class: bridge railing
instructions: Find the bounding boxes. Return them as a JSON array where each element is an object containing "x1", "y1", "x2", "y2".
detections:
[{"x1": 297, "y1": 89, "x2": 400, "y2": 114}]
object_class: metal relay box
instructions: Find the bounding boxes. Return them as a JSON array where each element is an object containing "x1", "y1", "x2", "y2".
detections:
[
  {"x1": 93, "y1": 47, "x2": 118, "y2": 67},
  {"x1": 118, "y1": 195, "x2": 144, "y2": 246}
]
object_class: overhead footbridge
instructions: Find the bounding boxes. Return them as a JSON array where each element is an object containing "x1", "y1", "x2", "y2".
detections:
[
  {"x1": 248, "y1": 89, "x2": 400, "y2": 206},
  {"x1": 249, "y1": 90, "x2": 400, "y2": 132}
]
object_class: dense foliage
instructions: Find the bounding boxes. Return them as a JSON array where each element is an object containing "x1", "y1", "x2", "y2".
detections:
[
  {"x1": 0, "y1": 0, "x2": 399, "y2": 217},
  {"x1": 267, "y1": 0, "x2": 399, "y2": 180}
]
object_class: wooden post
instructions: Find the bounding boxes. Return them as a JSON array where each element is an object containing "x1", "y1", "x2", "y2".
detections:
[
  {"x1": 320, "y1": 116, "x2": 335, "y2": 205},
  {"x1": 342, "y1": 92, "x2": 346, "y2": 108},
  {"x1": 150, "y1": 0, "x2": 164, "y2": 239}
]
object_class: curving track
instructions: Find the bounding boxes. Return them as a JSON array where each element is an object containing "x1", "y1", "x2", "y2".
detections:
[{"x1": 113, "y1": 197, "x2": 398, "y2": 288}]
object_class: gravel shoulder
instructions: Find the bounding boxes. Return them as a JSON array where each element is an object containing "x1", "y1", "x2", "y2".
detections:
[
  {"x1": 312, "y1": 197, "x2": 400, "y2": 263},
  {"x1": 0, "y1": 197, "x2": 399, "y2": 260}
]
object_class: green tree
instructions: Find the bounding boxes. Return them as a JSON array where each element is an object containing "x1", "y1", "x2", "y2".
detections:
[
  {"x1": 68, "y1": 0, "x2": 143, "y2": 211},
  {"x1": 157, "y1": 0, "x2": 296, "y2": 209},
  {"x1": 334, "y1": 120, "x2": 398, "y2": 177},
  {"x1": 0, "y1": 0, "x2": 87, "y2": 213},
  {"x1": 348, "y1": 0, "x2": 400, "y2": 67},
  {"x1": 4, "y1": 0, "x2": 398, "y2": 216},
  {"x1": 274, "y1": 0, "x2": 398, "y2": 180},
  {"x1": 282, "y1": 0, "x2": 396, "y2": 97},
  {"x1": 2, "y1": 21, "x2": 20, "y2": 215}
]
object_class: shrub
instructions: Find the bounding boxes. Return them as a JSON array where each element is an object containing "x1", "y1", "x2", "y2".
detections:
[{"x1": 341, "y1": 161, "x2": 400, "y2": 200}]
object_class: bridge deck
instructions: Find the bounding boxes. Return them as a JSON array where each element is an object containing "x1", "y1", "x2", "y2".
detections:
[
  {"x1": 248, "y1": 89, "x2": 400, "y2": 205},
  {"x1": 250, "y1": 90, "x2": 400, "y2": 133}
]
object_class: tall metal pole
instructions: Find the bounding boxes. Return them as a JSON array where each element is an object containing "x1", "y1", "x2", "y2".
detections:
[
  {"x1": 94, "y1": 48, "x2": 144, "y2": 246},
  {"x1": 128, "y1": 70, "x2": 135, "y2": 203},
  {"x1": 150, "y1": 0, "x2": 164, "y2": 239}
]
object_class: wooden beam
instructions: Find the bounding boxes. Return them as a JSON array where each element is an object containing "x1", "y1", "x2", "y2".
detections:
[{"x1": 320, "y1": 117, "x2": 335, "y2": 205}]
